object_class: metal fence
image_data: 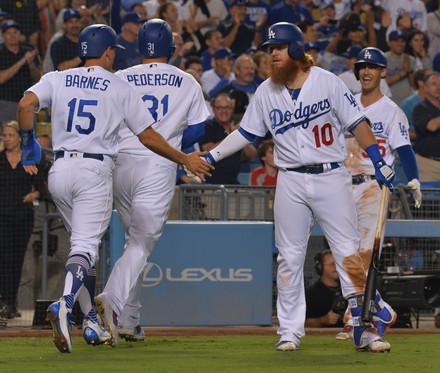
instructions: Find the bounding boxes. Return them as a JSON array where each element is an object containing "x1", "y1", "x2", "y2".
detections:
[
  {"x1": 178, "y1": 184, "x2": 275, "y2": 221},
  {"x1": 178, "y1": 184, "x2": 440, "y2": 276},
  {"x1": 384, "y1": 185, "x2": 440, "y2": 273}
]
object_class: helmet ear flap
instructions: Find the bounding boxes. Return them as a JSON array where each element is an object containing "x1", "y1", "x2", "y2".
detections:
[
  {"x1": 288, "y1": 41, "x2": 305, "y2": 60},
  {"x1": 169, "y1": 45, "x2": 176, "y2": 58},
  {"x1": 354, "y1": 65, "x2": 360, "y2": 80}
]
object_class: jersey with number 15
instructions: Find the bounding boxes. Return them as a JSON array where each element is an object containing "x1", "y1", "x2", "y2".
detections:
[
  {"x1": 26, "y1": 66, "x2": 153, "y2": 157},
  {"x1": 345, "y1": 94, "x2": 411, "y2": 176},
  {"x1": 238, "y1": 66, "x2": 365, "y2": 169}
]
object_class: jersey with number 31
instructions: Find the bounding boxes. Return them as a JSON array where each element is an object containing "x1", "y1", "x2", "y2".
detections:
[
  {"x1": 26, "y1": 66, "x2": 152, "y2": 157},
  {"x1": 116, "y1": 62, "x2": 210, "y2": 159},
  {"x1": 345, "y1": 94, "x2": 411, "y2": 176},
  {"x1": 239, "y1": 66, "x2": 365, "y2": 169}
]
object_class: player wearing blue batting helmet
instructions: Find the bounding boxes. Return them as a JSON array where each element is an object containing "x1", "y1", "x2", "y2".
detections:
[
  {"x1": 354, "y1": 47, "x2": 387, "y2": 80},
  {"x1": 259, "y1": 22, "x2": 305, "y2": 60},
  {"x1": 78, "y1": 24, "x2": 124, "y2": 60},
  {"x1": 138, "y1": 19, "x2": 176, "y2": 60}
]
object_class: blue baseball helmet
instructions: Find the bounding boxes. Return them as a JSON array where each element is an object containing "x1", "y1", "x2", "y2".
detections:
[
  {"x1": 78, "y1": 24, "x2": 124, "y2": 59},
  {"x1": 138, "y1": 19, "x2": 175, "y2": 59},
  {"x1": 354, "y1": 47, "x2": 387, "y2": 80},
  {"x1": 259, "y1": 22, "x2": 305, "y2": 60}
]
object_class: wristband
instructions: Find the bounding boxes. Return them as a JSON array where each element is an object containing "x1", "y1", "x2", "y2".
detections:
[
  {"x1": 364, "y1": 144, "x2": 382, "y2": 164},
  {"x1": 19, "y1": 129, "x2": 35, "y2": 147},
  {"x1": 203, "y1": 152, "x2": 215, "y2": 164}
]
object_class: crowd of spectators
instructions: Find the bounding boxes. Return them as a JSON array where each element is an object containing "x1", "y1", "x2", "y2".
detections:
[{"x1": 1, "y1": 2, "x2": 440, "y2": 181}]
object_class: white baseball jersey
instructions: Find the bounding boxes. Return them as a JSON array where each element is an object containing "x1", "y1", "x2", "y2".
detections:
[
  {"x1": 102, "y1": 62, "x2": 210, "y2": 319},
  {"x1": 116, "y1": 63, "x2": 210, "y2": 161},
  {"x1": 239, "y1": 66, "x2": 365, "y2": 169},
  {"x1": 345, "y1": 94, "x2": 411, "y2": 176},
  {"x1": 26, "y1": 66, "x2": 152, "y2": 157}
]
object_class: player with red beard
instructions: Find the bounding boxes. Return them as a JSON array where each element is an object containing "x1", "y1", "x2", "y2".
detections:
[{"x1": 200, "y1": 22, "x2": 395, "y2": 353}]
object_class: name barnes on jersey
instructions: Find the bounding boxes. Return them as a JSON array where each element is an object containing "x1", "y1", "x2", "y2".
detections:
[{"x1": 65, "y1": 74, "x2": 110, "y2": 91}]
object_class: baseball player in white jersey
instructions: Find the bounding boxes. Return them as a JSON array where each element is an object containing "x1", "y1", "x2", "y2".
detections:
[
  {"x1": 336, "y1": 47, "x2": 422, "y2": 341},
  {"x1": 200, "y1": 22, "x2": 396, "y2": 352},
  {"x1": 17, "y1": 24, "x2": 213, "y2": 353},
  {"x1": 94, "y1": 19, "x2": 211, "y2": 346}
]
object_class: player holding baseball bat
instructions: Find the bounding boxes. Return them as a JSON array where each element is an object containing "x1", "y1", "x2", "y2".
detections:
[{"x1": 336, "y1": 47, "x2": 422, "y2": 340}]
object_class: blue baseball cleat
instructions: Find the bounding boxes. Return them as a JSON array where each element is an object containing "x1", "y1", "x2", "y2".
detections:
[
  {"x1": 46, "y1": 298, "x2": 74, "y2": 353},
  {"x1": 83, "y1": 317, "x2": 111, "y2": 346}
]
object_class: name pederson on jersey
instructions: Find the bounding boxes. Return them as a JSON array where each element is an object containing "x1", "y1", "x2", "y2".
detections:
[{"x1": 116, "y1": 63, "x2": 210, "y2": 161}]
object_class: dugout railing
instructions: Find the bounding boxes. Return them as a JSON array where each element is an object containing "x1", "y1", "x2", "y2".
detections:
[{"x1": 178, "y1": 183, "x2": 440, "y2": 273}]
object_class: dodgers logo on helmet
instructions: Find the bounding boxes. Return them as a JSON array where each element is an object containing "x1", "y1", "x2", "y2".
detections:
[
  {"x1": 268, "y1": 28, "x2": 276, "y2": 40},
  {"x1": 363, "y1": 49, "x2": 372, "y2": 60}
]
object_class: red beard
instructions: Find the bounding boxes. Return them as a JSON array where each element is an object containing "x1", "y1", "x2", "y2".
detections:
[{"x1": 270, "y1": 58, "x2": 299, "y2": 85}]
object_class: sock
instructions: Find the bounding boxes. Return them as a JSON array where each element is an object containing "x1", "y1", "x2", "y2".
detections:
[
  {"x1": 80, "y1": 267, "x2": 99, "y2": 323},
  {"x1": 63, "y1": 253, "x2": 91, "y2": 310}
]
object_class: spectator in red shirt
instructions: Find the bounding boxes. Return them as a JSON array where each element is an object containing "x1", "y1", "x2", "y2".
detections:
[{"x1": 250, "y1": 139, "x2": 277, "y2": 186}]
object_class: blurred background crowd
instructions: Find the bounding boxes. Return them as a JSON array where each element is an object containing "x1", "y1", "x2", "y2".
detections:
[{"x1": 2, "y1": 0, "x2": 440, "y2": 183}]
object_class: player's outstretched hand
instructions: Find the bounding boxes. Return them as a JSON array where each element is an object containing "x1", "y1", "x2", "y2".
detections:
[
  {"x1": 407, "y1": 178, "x2": 422, "y2": 208},
  {"x1": 373, "y1": 159, "x2": 395, "y2": 191},
  {"x1": 184, "y1": 151, "x2": 214, "y2": 182}
]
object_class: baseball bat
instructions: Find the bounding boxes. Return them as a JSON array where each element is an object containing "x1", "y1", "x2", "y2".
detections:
[{"x1": 361, "y1": 187, "x2": 388, "y2": 322}]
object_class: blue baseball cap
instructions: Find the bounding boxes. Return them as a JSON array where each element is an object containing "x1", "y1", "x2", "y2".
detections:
[
  {"x1": 342, "y1": 45, "x2": 363, "y2": 58},
  {"x1": 122, "y1": 12, "x2": 146, "y2": 25},
  {"x1": 1, "y1": 19, "x2": 20, "y2": 33},
  {"x1": 214, "y1": 47, "x2": 235, "y2": 59},
  {"x1": 63, "y1": 8, "x2": 81, "y2": 22},
  {"x1": 388, "y1": 30, "x2": 406, "y2": 42}
]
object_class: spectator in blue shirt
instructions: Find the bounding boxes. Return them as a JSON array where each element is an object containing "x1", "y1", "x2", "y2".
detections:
[
  {"x1": 401, "y1": 67, "x2": 431, "y2": 143},
  {"x1": 113, "y1": 12, "x2": 146, "y2": 71},
  {"x1": 200, "y1": 29, "x2": 224, "y2": 71}
]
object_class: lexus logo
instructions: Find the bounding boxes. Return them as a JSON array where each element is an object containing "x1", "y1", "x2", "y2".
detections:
[{"x1": 141, "y1": 262, "x2": 163, "y2": 287}]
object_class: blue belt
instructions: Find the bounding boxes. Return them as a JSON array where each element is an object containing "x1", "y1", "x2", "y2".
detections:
[
  {"x1": 286, "y1": 162, "x2": 340, "y2": 174},
  {"x1": 55, "y1": 151, "x2": 104, "y2": 161},
  {"x1": 352, "y1": 174, "x2": 376, "y2": 185}
]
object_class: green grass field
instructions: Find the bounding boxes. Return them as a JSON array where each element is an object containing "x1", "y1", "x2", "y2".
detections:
[{"x1": 1, "y1": 334, "x2": 439, "y2": 373}]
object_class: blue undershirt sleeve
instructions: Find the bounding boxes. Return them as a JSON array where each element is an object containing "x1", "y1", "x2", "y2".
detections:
[
  {"x1": 396, "y1": 145, "x2": 419, "y2": 181},
  {"x1": 181, "y1": 123, "x2": 205, "y2": 149}
]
